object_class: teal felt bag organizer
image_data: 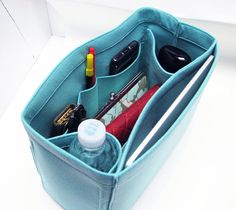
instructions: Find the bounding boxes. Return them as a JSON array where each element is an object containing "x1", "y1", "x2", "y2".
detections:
[{"x1": 22, "y1": 7, "x2": 218, "y2": 210}]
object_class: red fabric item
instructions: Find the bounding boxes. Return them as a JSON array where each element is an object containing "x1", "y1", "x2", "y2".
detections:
[{"x1": 106, "y1": 84, "x2": 160, "y2": 145}]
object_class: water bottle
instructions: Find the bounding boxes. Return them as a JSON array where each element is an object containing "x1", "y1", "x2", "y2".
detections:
[{"x1": 68, "y1": 119, "x2": 117, "y2": 172}]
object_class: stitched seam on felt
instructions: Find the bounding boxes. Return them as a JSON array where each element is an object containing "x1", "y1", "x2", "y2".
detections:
[
  {"x1": 180, "y1": 22, "x2": 214, "y2": 39},
  {"x1": 178, "y1": 36, "x2": 208, "y2": 51},
  {"x1": 108, "y1": 176, "x2": 119, "y2": 210},
  {"x1": 174, "y1": 22, "x2": 181, "y2": 46},
  {"x1": 98, "y1": 184, "x2": 102, "y2": 210},
  {"x1": 116, "y1": 149, "x2": 160, "y2": 187},
  {"x1": 147, "y1": 22, "x2": 210, "y2": 51}
]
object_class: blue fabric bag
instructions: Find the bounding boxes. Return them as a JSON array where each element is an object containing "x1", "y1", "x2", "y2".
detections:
[{"x1": 22, "y1": 7, "x2": 218, "y2": 210}]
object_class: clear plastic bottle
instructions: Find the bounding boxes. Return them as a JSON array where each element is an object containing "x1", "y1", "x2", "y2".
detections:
[{"x1": 68, "y1": 119, "x2": 117, "y2": 172}]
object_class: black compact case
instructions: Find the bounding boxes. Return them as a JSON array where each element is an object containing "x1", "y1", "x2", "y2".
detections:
[
  {"x1": 109, "y1": 40, "x2": 139, "y2": 75},
  {"x1": 158, "y1": 45, "x2": 192, "y2": 73}
]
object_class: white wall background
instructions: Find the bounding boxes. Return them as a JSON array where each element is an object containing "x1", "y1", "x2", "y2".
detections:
[
  {"x1": 83, "y1": 0, "x2": 236, "y2": 24},
  {"x1": 47, "y1": 0, "x2": 236, "y2": 39},
  {"x1": 0, "y1": 0, "x2": 51, "y2": 116},
  {"x1": 46, "y1": 0, "x2": 236, "y2": 59}
]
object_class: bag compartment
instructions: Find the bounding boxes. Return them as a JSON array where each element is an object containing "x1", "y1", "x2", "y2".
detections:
[
  {"x1": 108, "y1": 93, "x2": 203, "y2": 210},
  {"x1": 118, "y1": 47, "x2": 215, "y2": 167},
  {"x1": 29, "y1": 134, "x2": 117, "y2": 210},
  {"x1": 78, "y1": 41, "x2": 142, "y2": 118},
  {"x1": 49, "y1": 132, "x2": 122, "y2": 173},
  {"x1": 22, "y1": 11, "x2": 215, "y2": 139},
  {"x1": 21, "y1": 7, "x2": 218, "y2": 210},
  {"x1": 111, "y1": 45, "x2": 217, "y2": 210}
]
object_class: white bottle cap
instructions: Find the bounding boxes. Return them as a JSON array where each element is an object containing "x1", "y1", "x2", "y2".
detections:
[{"x1": 77, "y1": 119, "x2": 106, "y2": 150}]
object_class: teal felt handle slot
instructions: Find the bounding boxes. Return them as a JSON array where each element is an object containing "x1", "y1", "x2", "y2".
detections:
[{"x1": 78, "y1": 44, "x2": 142, "y2": 118}]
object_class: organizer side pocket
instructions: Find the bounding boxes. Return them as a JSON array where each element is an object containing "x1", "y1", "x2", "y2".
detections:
[
  {"x1": 49, "y1": 133, "x2": 122, "y2": 174},
  {"x1": 118, "y1": 54, "x2": 214, "y2": 169},
  {"x1": 30, "y1": 134, "x2": 117, "y2": 210},
  {"x1": 143, "y1": 28, "x2": 211, "y2": 87},
  {"x1": 142, "y1": 28, "x2": 173, "y2": 87},
  {"x1": 78, "y1": 45, "x2": 142, "y2": 118}
]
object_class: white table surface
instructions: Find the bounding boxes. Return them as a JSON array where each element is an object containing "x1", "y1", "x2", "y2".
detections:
[{"x1": 0, "y1": 24, "x2": 235, "y2": 210}]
